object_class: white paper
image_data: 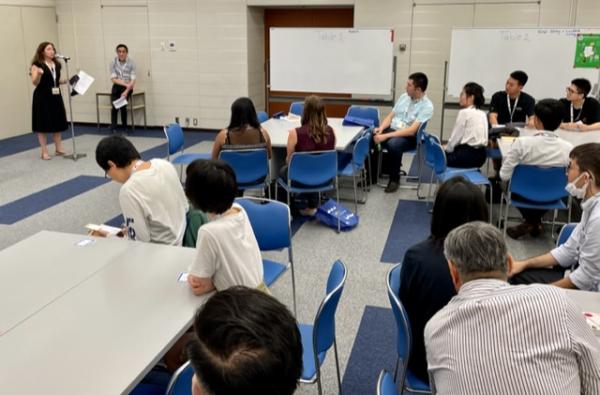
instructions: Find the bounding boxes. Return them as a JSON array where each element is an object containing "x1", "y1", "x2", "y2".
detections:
[
  {"x1": 73, "y1": 70, "x2": 94, "y2": 95},
  {"x1": 112, "y1": 96, "x2": 128, "y2": 110},
  {"x1": 85, "y1": 223, "x2": 122, "y2": 237},
  {"x1": 177, "y1": 272, "x2": 189, "y2": 282}
]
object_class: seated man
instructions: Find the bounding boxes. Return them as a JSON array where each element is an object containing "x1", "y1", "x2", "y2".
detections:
[
  {"x1": 186, "y1": 286, "x2": 303, "y2": 395},
  {"x1": 499, "y1": 99, "x2": 573, "y2": 239},
  {"x1": 425, "y1": 221, "x2": 600, "y2": 394},
  {"x1": 373, "y1": 72, "x2": 433, "y2": 193},
  {"x1": 511, "y1": 143, "x2": 600, "y2": 290},
  {"x1": 184, "y1": 159, "x2": 264, "y2": 295},
  {"x1": 488, "y1": 70, "x2": 535, "y2": 127},
  {"x1": 560, "y1": 78, "x2": 600, "y2": 131},
  {"x1": 95, "y1": 135, "x2": 188, "y2": 245}
]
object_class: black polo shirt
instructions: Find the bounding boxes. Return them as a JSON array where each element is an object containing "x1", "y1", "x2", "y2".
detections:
[
  {"x1": 559, "y1": 97, "x2": 600, "y2": 125},
  {"x1": 489, "y1": 91, "x2": 535, "y2": 124}
]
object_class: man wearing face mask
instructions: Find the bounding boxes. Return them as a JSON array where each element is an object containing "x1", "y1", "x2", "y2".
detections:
[{"x1": 510, "y1": 143, "x2": 600, "y2": 290}]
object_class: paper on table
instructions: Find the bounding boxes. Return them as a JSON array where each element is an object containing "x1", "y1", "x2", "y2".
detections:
[
  {"x1": 112, "y1": 97, "x2": 128, "y2": 110},
  {"x1": 72, "y1": 70, "x2": 94, "y2": 95},
  {"x1": 584, "y1": 312, "x2": 600, "y2": 332},
  {"x1": 500, "y1": 136, "x2": 517, "y2": 142},
  {"x1": 85, "y1": 223, "x2": 122, "y2": 237}
]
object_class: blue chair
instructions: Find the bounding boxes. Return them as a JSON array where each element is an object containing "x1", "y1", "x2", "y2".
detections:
[
  {"x1": 424, "y1": 135, "x2": 492, "y2": 221},
  {"x1": 387, "y1": 264, "x2": 432, "y2": 394},
  {"x1": 346, "y1": 105, "x2": 380, "y2": 127},
  {"x1": 219, "y1": 148, "x2": 270, "y2": 197},
  {"x1": 299, "y1": 259, "x2": 347, "y2": 395},
  {"x1": 377, "y1": 369, "x2": 399, "y2": 395},
  {"x1": 235, "y1": 197, "x2": 296, "y2": 314},
  {"x1": 499, "y1": 165, "x2": 569, "y2": 237},
  {"x1": 165, "y1": 360, "x2": 193, "y2": 395},
  {"x1": 290, "y1": 101, "x2": 304, "y2": 116},
  {"x1": 163, "y1": 123, "x2": 210, "y2": 179},
  {"x1": 338, "y1": 129, "x2": 372, "y2": 213},
  {"x1": 557, "y1": 223, "x2": 577, "y2": 247},
  {"x1": 257, "y1": 110, "x2": 268, "y2": 123},
  {"x1": 276, "y1": 150, "x2": 340, "y2": 232}
]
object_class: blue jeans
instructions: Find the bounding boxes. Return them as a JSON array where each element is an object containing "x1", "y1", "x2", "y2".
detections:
[{"x1": 383, "y1": 131, "x2": 416, "y2": 182}]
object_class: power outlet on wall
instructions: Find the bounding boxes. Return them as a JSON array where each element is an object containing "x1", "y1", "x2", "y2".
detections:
[
  {"x1": 193, "y1": 118, "x2": 198, "y2": 126},
  {"x1": 175, "y1": 117, "x2": 180, "y2": 124},
  {"x1": 185, "y1": 117, "x2": 190, "y2": 127}
]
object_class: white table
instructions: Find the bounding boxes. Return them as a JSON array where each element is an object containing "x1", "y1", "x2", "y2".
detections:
[
  {"x1": 0, "y1": 231, "x2": 208, "y2": 395},
  {"x1": 498, "y1": 127, "x2": 600, "y2": 157},
  {"x1": 566, "y1": 289, "x2": 600, "y2": 338},
  {"x1": 261, "y1": 117, "x2": 364, "y2": 150}
]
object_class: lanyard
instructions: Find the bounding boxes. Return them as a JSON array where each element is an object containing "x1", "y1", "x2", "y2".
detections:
[
  {"x1": 506, "y1": 94, "x2": 519, "y2": 123},
  {"x1": 115, "y1": 58, "x2": 128, "y2": 80},
  {"x1": 45, "y1": 61, "x2": 57, "y2": 87},
  {"x1": 570, "y1": 100, "x2": 585, "y2": 122}
]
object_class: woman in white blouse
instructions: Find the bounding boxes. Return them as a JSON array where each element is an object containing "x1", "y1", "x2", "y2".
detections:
[{"x1": 445, "y1": 82, "x2": 488, "y2": 168}]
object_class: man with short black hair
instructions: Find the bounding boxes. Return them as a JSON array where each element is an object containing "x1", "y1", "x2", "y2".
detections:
[
  {"x1": 186, "y1": 286, "x2": 303, "y2": 395},
  {"x1": 373, "y1": 72, "x2": 434, "y2": 193},
  {"x1": 110, "y1": 43, "x2": 136, "y2": 133},
  {"x1": 500, "y1": 99, "x2": 573, "y2": 239},
  {"x1": 425, "y1": 222, "x2": 600, "y2": 395},
  {"x1": 95, "y1": 135, "x2": 188, "y2": 245},
  {"x1": 489, "y1": 70, "x2": 535, "y2": 127},
  {"x1": 560, "y1": 78, "x2": 600, "y2": 131}
]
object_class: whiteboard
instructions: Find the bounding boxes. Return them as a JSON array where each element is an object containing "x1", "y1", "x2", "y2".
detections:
[
  {"x1": 269, "y1": 28, "x2": 394, "y2": 95},
  {"x1": 447, "y1": 28, "x2": 600, "y2": 102}
]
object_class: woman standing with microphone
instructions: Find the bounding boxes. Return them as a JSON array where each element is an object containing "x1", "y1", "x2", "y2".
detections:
[{"x1": 30, "y1": 41, "x2": 68, "y2": 160}]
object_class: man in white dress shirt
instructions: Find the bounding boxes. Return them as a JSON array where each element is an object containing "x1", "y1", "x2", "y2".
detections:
[
  {"x1": 500, "y1": 99, "x2": 573, "y2": 239},
  {"x1": 425, "y1": 221, "x2": 600, "y2": 395}
]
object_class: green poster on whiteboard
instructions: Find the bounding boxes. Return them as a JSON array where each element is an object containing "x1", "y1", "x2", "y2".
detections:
[{"x1": 574, "y1": 34, "x2": 600, "y2": 68}]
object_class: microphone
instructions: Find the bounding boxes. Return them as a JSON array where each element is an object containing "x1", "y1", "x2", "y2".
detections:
[{"x1": 55, "y1": 53, "x2": 71, "y2": 60}]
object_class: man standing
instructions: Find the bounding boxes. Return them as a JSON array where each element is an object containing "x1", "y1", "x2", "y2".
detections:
[
  {"x1": 489, "y1": 70, "x2": 535, "y2": 127},
  {"x1": 373, "y1": 72, "x2": 433, "y2": 193},
  {"x1": 511, "y1": 143, "x2": 600, "y2": 290},
  {"x1": 560, "y1": 78, "x2": 600, "y2": 131},
  {"x1": 499, "y1": 99, "x2": 573, "y2": 239},
  {"x1": 425, "y1": 221, "x2": 600, "y2": 395},
  {"x1": 110, "y1": 44, "x2": 136, "y2": 133}
]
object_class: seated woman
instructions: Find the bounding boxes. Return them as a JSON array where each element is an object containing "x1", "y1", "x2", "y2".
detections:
[
  {"x1": 281, "y1": 95, "x2": 336, "y2": 217},
  {"x1": 399, "y1": 177, "x2": 488, "y2": 384},
  {"x1": 445, "y1": 82, "x2": 488, "y2": 168},
  {"x1": 184, "y1": 159, "x2": 265, "y2": 295},
  {"x1": 211, "y1": 97, "x2": 272, "y2": 160}
]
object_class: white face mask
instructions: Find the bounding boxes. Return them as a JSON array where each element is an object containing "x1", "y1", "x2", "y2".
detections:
[{"x1": 565, "y1": 172, "x2": 590, "y2": 199}]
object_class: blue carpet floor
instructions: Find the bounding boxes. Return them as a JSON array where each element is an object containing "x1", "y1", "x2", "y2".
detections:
[
  {"x1": 342, "y1": 306, "x2": 396, "y2": 395},
  {"x1": 380, "y1": 199, "x2": 431, "y2": 264},
  {"x1": 0, "y1": 175, "x2": 109, "y2": 224}
]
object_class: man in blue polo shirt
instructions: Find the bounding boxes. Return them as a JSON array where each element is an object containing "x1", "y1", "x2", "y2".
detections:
[{"x1": 374, "y1": 72, "x2": 434, "y2": 193}]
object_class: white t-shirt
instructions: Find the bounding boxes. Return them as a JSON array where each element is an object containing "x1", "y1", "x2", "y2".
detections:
[
  {"x1": 445, "y1": 106, "x2": 488, "y2": 153},
  {"x1": 188, "y1": 203, "x2": 263, "y2": 290},
  {"x1": 119, "y1": 159, "x2": 189, "y2": 245}
]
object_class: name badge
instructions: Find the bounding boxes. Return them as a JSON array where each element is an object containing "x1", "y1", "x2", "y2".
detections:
[{"x1": 52, "y1": 87, "x2": 60, "y2": 95}]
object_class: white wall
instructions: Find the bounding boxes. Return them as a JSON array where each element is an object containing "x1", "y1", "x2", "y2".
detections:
[{"x1": 3, "y1": 0, "x2": 597, "y2": 137}]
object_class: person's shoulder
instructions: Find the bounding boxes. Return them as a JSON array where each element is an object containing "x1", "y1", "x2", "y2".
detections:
[
  {"x1": 521, "y1": 91, "x2": 535, "y2": 102},
  {"x1": 558, "y1": 98, "x2": 570, "y2": 106},
  {"x1": 404, "y1": 238, "x2": 442, "y2": 264},
  {"x1": 491, "y1": 90, "x2": 505, "y2": 100},
  {"x1": 422, "y1": 95, "x2": 434, "y2": 107},
  {"x1": 586, "y1": 96, "x2": 600, "y2": 107}
]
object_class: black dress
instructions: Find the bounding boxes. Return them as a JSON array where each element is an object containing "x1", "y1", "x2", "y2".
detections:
[{"x1": 32, "y1": 61, "x2": 68, "y2": 133}]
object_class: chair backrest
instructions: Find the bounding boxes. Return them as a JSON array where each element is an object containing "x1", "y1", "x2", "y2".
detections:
[
  {"x1": 387, "y1": 264, "x2": 412, "y2": 388},
  {"x1": 164, "y1": 123, "x2": 185, "y2": 157},
  {"x1": 257, "y1": 110, "x2": 268, "y2": 123},
  {"x1": 377, "y1": 369, "x2": 399, "y2": 395},
  {"x1": 313, "y1": 260, "x2": 347, "y2": 356},
  {"x1": 288, "y1": 150, "x2": 338, "y2": 187},
  {"x1": 509, "y1": 165, "x2": 568, "y2": 203},
  {"x1": 165, "y1": 360, "x2": 194, "y2": 395},
  {"x1": 289, "y1": 101, "x2": 304, "y2": 116},
  {"x1": 351, "y1": 131, "x2": 372, "y2": 169},
  {"x1": 219, "y1": 148, "x2": 269, "y2": 186},
  {"x1": 235, "y1": 197, "x2": 292, "y2": 251},
  {"x1": 557, "y1": 223, "x2": 577, "y2": 247},
  {"x1": 424, "y1": 135, "x2": 447, "y2": 175},
  {"x1": 347, "y1": 106, "x2": 380, "y2": 127}
]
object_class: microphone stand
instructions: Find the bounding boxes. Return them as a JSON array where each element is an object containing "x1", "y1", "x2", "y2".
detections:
[{"x1": 62, "y1": 57, "x2": 86, "y2": 161}]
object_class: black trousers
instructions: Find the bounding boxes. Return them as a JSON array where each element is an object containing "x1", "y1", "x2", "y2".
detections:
[
  {"x1": 111, "y1": 84, "x2": 132, "y2": 130},
  {"x1": 446, "y1": 144, "x2": 486, "y2": 169},
  {"x1": 509, "y1": 265, "x2": 566, "y2": 285},
  {"x1": 381, "y1": 128, "x2": 417, "y2": 182}
]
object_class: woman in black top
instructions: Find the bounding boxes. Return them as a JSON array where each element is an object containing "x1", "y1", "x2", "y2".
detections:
[
  {"x1": 30, "y1": 41, "x2": 68, "y2": 160},
  {"x1": 398, "y1": 177, "x2": 488, "y2": 384}
]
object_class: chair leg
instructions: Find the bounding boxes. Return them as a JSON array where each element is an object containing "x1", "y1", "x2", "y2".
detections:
[
  {"x1": 488, "y1": 186, "x2": 493, "y2": 224},
  {"x1": 336, "y1": 178, "x2": 340, "y2": 233},
  {"x1": 367, "y1": 154, "x2": 372, "y2": 191},
  {"x1": 393, "y1": 356, "x2": 400, "y2": 381},
  {"x1": 352, "y1": 174, "x2": 358, "y2": 214},
  {"x1": 503, "y1": 201, "x2": 510, "y2": 238},
  {"x1": 315, "y1": 355, "x2": 323, "y2": 395},
  {"x1": 334, "y1": 338, "x2": 343, "y2": 395},
  {"x1": 498, "y1": 193, "x2": 504, "y2": 228}
]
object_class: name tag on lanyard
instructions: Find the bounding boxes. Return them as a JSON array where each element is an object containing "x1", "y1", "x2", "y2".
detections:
[{"x1": 52, "y1": 87, "x2": 60, "y2": 95}]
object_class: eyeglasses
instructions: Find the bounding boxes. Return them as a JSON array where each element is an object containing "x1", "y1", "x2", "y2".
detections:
[{"x1": 566, "y1": 87, "x2": 581, "y2": 95}]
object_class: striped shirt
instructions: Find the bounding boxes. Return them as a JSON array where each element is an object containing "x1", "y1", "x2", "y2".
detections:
[
  {"x1": 424, "y1": 279, "x2": 600, "y2": 395},
  {"x1": 109, "y1": 57, "x2": 136, "y2": 82}
]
